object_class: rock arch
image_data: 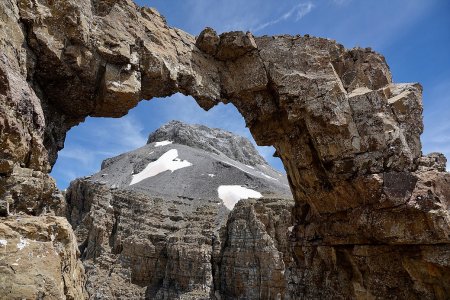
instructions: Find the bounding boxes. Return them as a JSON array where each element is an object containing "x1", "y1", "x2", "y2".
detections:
[{"x1": 1, "y1": 0, "x2": 449, "y2": 298}]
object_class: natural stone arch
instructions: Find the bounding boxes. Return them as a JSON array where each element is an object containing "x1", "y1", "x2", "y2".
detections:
[{"x1": 1, "y1": 0, "x2": 449, "y2": 298}]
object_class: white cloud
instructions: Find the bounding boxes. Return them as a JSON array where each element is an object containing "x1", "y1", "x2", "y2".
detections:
[
  {"x1": 149, "y1": 93, "x2": 251, "y2": 138},
  {"x1": 169, "y1": 0, "x2": 315, "y2": 34},
  {"x1": 59, "y1": 169, "x2": 78, "y2": 183},
  {"x1": 252, "y1": 2, "x2": 314, "y2": 32},
  {"x1": 183, "y1": 0, "x2": 262, "y2": 33},
  {"x1": 58, "y1": 147, "x2": 98, "y2": 167},
  {"x1": 331, "y1": 0, "x2": 351, "y2": 5},
  {"x1": 85, "y1": 116, "x2": 147, "y2": 151},
  {"x1": 52, "y1": 114, "x2": 147, "y2": 188}
]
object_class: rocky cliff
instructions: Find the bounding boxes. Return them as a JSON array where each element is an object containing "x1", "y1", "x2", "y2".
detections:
[
  {"x1": 66, "y1": 121, "x2": 294, "y2": 299},
  {"x1": 0, "y1": 215, "x2": 86, "y2": 299},
  {"x1": 0, "y1": 0, "x2": 449, "y2": 298}
]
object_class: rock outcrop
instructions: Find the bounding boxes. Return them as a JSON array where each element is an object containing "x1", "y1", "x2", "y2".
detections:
[
  {"x1": 0, "y1": 215, "x2": 86, "y2": 299},
  {"x1": 147, "y1": 120, "x2": 267, "y2": 166},
  {"x1": 214, "y1": 198, "x2": 295, "y2": 300},
  {"x1": 0, "y1": 0, "x2": 449, "y2": 298},
  {"x1": 66, "y1": 123, "x2": 294, "y2": 298}
]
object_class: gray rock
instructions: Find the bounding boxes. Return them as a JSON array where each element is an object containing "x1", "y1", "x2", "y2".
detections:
[
  {"x1": 66, "y1": 122, "x2": 294, "y2": 299},
  {"x1": 147, "y1": 120, "x2": 268, "y2": 166}
]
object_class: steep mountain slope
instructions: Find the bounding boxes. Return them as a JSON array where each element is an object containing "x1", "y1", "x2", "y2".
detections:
[
  {"x1": 92, "y1": 121, "x2": 291, "y2": 206},
  {"x1": 66, "y1": 121, "x2": 294, "y2": 299}
]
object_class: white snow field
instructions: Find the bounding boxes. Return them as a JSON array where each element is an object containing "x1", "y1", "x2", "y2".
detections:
[
  {"x1": 154, "y1": 140, "x2": 173, "y2": 147},
  {"x1": 130, "y1": 149, "x2": 192, "y2": 185},
  {"x1": 217, "y1": 185, "x2": 262, "y2": 210}
]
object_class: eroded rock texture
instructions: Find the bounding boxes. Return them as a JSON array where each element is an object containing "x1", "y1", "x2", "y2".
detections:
[
  {"x1": 65, "y1": 122, "x2": 294, "y2": 299},
  {"x1": 66, "y1": 182, "x2": 294, "y2": 299},
  {"x1": 147, "y1": 120, "x2": 267, "y2": 166},
  {"x1": 0, "y1": 216, "x2": 86, "y2": 299},
  {"x1": 213, "y1": 199, "x2": 295, "y2": 300},
  {"x1": 0, "y1": 0, "x2": 449, "y2": 298}
]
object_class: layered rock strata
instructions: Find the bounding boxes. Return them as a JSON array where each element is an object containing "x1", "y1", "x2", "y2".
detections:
[
  {"x1": 65, "y1": 123, "x2": 294, "y2": 298},
  {"x1": 0, "y1": 0, "x2": 449, "y2": 298},
  {"x1": 66, "y1": 181, "x2": 294, "y2": 299}
]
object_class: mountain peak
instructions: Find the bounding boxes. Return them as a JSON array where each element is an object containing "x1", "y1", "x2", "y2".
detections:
[{"x1": 147, "y1": 120, "x2": 268, "y2": 166}]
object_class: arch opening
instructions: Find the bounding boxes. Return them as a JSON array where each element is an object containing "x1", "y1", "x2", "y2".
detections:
[
  {"x1": 51, "y1": 93, "x2": 285, "y2": 189},
  {"x1": 57, "y1": 92, "x2": 295, "y2": 299}
]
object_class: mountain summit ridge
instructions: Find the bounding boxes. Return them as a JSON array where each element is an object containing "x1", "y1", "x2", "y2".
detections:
[
  {"x1": 95, "y1": 120, "x2": 291, "y2": 204},
  {"x1": 147, "y1": 120, "x2": 268, "y2": 166}
]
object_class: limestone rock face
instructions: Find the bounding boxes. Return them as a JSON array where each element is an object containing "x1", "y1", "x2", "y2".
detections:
[
  {"x1": 0, "y1": 216, "x2": 87, "y2": 299},
  {"x1": 66, "y1": 180, "x2": 294, "y2": 299},
  {"x1": 0, "y1": 165, "x2": 65, "y2": 217},
  {"x1": 214, "y1": 198, "x2": 295, "y2": 300},
  {"x1": 65, "y1": 123, "x2": 293, "y2": 299},
  {"x1": 0, "y1": 0, "x2": 449, "y2": 298}
]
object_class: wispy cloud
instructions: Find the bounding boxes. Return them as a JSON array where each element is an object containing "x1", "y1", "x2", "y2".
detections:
[
  {"x1": 81, "y1": 116, "x2": 147, "y2": 151},
  {"x1": 252, "y1": 2, "x2": 314, "y2": 32},
  {"x1": 51, "y1": 115, "x2": 147, "y2": 188},
  {"x1": 147, "y1": 93, "x2": 252, "y2": 138},
  {"x1": 176, "y1": 0, "x2": 315, "y2": 34},
  {"x1": 58, "y1": 147, "x2": 98, "y2": 167},
  {"x1": 182, "y1": 0, "x2": 262, "y2": 33},
  {"x1": 331, "y1": 0, "x2": 352, "y2": 5}
]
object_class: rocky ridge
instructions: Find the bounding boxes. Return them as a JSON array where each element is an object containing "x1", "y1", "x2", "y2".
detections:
[
  {"x1": 146, "y1": 120, "x2": 267, "y2": 166},
  {"x1": 0, "y1": 0, "x2": 449, "y2": 298}
]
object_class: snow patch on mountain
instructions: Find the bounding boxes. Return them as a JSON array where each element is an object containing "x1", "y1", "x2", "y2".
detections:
[
  {"x1": 222, "y1": 161, "x2": 254, "y2": 175},
  {"x1": 259, "y1": 172, "x2": 279, "y2": 181},
  {"x1": 154, "y1": 140, "x2": 173, "y2": 147},
  {"x1": 130, "y1": 149, "x2": 192, "y2": 185},
  {"x1": 217, "y1": 185, "x2": 263, "y2": 210}
]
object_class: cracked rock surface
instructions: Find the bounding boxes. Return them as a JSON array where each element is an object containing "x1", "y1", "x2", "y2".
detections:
[
  {"x1": 0, "y1": 215, "x2": 86, "y2": 299},
  {"x1": 0, "y1": 0, "x2": 449, "y2": 298},
  {"x1": 66, "y1": 123, "x2": 294, "y2": 299}
]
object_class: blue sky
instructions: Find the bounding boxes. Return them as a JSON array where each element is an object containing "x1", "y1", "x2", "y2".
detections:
[{"x1": 51, "y1": 0, "x2": 450, "y2": 188}]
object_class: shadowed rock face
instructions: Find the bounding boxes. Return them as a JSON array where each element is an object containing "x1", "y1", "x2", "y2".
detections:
[{"x1": 0, "y1": 0, "x2": 449, "y2": 299}]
